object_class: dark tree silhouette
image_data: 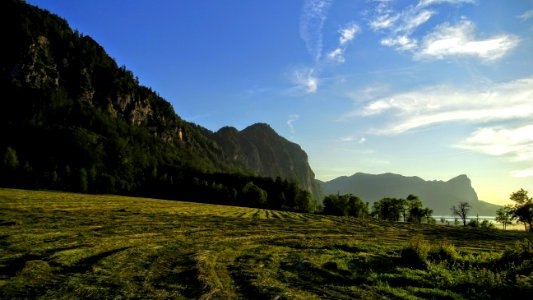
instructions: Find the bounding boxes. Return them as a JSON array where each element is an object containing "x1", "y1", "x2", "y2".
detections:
[{"x1": 451, "y1": 202, "x2": 471, "y2": 227}]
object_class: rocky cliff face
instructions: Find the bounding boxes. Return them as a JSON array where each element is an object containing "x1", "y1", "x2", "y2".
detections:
[
  {"x1": 215, "y1": 124, "x2": 321, "y2": 199},
  {"x1": 321, "y1": 173, "x2": 499, "y2": 215},
  {"x1": 1, "y1": 0, "x2": 319, "y2": 198}
]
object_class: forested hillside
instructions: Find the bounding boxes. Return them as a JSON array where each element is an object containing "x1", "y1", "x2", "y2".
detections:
[{"x1": 0, "y1": 0, "x2": 317, "y2": 211}]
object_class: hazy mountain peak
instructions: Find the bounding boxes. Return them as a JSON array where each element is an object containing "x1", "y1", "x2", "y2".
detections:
[{"x1": 321, "y1": 172, "x2": 497, "y2": 215}]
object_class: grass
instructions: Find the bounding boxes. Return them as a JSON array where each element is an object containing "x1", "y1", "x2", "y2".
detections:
[{"x1": 1, "y1": 188, "x2": 532, "y2": 299}]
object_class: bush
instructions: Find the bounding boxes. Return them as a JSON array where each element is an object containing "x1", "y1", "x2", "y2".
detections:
[
  {"x1": 428, "y1": 242, "x2": 459, "y2": 263},
  {"x1": 401, "y1": 237, "x2": 430, "y2": 269}
]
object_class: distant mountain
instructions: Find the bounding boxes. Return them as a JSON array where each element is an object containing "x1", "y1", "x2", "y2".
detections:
[
  {"x1": 0, "y1": 0, "x2": 319, "y2": 202},
  {"x1": 320, "y1": 173, "x2": 500, "y2": 215}
]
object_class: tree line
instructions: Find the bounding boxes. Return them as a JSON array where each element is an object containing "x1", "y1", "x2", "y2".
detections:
[
  {"x1": 450, "y1": 188, "x2": 533, "y2": 231},
  {"x1": 321, "y1": 193, "x2": 435, "y2": 224}
]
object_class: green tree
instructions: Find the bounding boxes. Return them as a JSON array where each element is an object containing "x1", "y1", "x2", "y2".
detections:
[
  {"x1": 295, "y1": 190, "x2": 314, "y2": 212},
  {"x1": 79, "y1": 168, "x2": 88, "y2": 193},
  {"x1": 242, "y1": 182, "x2": 267, "y2": 208},
  {"x1": 423, "y1": 208, "x2": 433, "y2": 224},
  {"x1": 3, "y1": 147, "x2": 19, "y2": 169},
  {"x1": 345, "y1": 194, "x2": 369, "y2": 218},
  {"x1": 372, "y1": 198, "x2": 405, "y2": 221},
  {"x1": 451, "y1": 202, "x2": 471, "y2": 227},
  {"x1": 406, "y1": 195, "x2": 424, "y2": 223},
  {"x1": 323, "y1": 195, "x2": 344, "y2": 216},
  {"x1": 495, "y1": 205, "x2": 515, "y2": 230},
  {"x1": 509, "y1": 189, "x2": 533, "y2": 231},
  {"x1": 322, "y1": 194, "x2": 368, "y2": 217}
]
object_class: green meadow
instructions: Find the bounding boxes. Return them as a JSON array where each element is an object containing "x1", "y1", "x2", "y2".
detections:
[{"x1": 1, "y1": 188, "x2": 532, "y2": 299}]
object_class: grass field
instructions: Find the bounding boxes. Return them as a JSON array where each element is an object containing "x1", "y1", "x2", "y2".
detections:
[{"x1": 1, "y1": 188, "x2": 532, "y2": 299}]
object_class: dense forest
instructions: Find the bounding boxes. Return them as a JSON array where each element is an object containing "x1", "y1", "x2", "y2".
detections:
[{"x1": 0, "y1": 0, "x2": 315, "y2": 212}]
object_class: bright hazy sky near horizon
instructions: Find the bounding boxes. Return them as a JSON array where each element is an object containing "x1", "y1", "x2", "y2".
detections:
[{"x1": 27, "y1": 0, "x2": 533, "y2": 205}]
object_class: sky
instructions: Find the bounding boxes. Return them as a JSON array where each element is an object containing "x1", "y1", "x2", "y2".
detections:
[{"x1": 27, "y1": 0, "x2": 533, "y2": 205}]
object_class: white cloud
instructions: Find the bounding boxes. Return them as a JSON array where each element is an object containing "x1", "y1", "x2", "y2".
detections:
[
  {"x1": 300, "y1": 0, "x2": 334, "y2": 61},
  {"x1": 339, "y1": 23, "x2": 360, "y2": 45},
  {"x1": 369, "y1": 13, "x2": 399, "y2": 31},
  {"x1": 398, "y1": 9, "x2": 434, "y2": 33},
  {"x1": 518, "y1": 9, "x2": 533, "y2": 21},
  {"x1": 417, "y1": 0, "x2": 475, "y2": 8},
  {"x1": 327, "y1": 48, "x2": 345, "y2": 63},
  {"x1": 369, "y1": 2, "x2": 434, "y2": 51},
  {"x1": 293, "y1": 68, "x2": 319, "y2": 93},
  {"x1": 340, "y1": 136, "x2": 367, "y2": 144},
  {"x1": 369, "y1": 1, "x2": 517, "y2": 61},
  {"x1": 381, "y1": 35, "x2": 418, "y2": 51},
  {"x1": 415, "y1": 20, "x2": 519, "y2": 61},
  {"x1": 326, "y1": 23, "x2": 360, "y2": 64},
  {"x1": 455, "y1": 125, "x2": 533, "y2": 177},
  {"x1": 287, "y1": 114, "x2": 300, "y2": 134},
  {"x1": 355, "y1": 76, "x2": 533, "y2": 134},
  {"x1": 455, "y1": 125, "x2": 533, "y2": 160},
  {"x1": 510, "y1": 169, "x2": 533, "y2": 178}
]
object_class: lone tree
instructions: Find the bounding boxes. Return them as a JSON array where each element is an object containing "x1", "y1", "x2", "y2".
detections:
[
  {"x1": 451, "y1": 202, "x2": 471, "y2": 226},
  {"x1": 509, "y1": 189, "x2": 533, "y2": 231},
  {"x1": 495, "y1": 205, "x2": 515, "y2": 230}
]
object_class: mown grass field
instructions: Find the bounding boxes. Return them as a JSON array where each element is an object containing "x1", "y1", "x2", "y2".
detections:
[{"x1": 1, "y1": 188, "x2": 532, "y2": 299}]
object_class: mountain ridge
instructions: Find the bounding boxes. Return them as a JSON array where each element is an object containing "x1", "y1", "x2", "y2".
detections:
[
  {"x1": 0, "y1": 0, "x2": 319, "y2": 201},
  {"x1": 321, "y1": 172, "x2": 499, "y2": 215}
]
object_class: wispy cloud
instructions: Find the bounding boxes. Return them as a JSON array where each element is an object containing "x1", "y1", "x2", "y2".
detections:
[
  {"x1": 287, "y1": 114, "x2": 300, "y2": 134},
  {"x1": 455, "y1": 125, "x2": 533, "y2": 177},
  {"x1": 381, "y1": 35, "x2": 417, "y2": 51},
  {"x1": 518, "y1": 9, "x2": 533, "y2": 21},
  {"x1": 292, "y1": 68, "x2": 319, "y2": 93},
  {"x1": 369, "y1": 13, "x2": 399, "y2": 31},
  {"x1": 327, "y1": 23, "x2": 360, "y2": 64},
  {"x1": 327, "y1": 48, "x2": 345, "y2": 63},
  {"x1": 414, "y1": 20, "x2": 519, "y2": 61},
  {"x1": 368, "y1": 0, "x2": 518, "y2": 61},
  {"x1": 339, "y1": 23, "x2": 360, "y2": 45},
  {"x1": 369, "y1": 1, "x2": 434, "y2": 38},
  {"x1": 300, "y1": 0, "x2": 334, "y2": 62},
  {"x1": 417, "y1": 0, "x2": 475, "y2": 8},
  {"x1": 353, "y1": 76, "x2": 533, "y2": 134}
]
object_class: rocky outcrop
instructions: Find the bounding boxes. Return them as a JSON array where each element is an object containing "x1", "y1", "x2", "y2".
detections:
[{"x1": 215, "y1": 123, "x2": 321, "y2": 200}]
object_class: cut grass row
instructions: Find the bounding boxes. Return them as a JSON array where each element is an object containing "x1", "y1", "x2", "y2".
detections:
[{"x1": 1, "y1": 188, "x2": 531, "y2": 299}]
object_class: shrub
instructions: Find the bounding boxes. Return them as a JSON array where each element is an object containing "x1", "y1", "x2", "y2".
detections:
[
  {"x1": 401, "y1": 237, "x2": 430, "y2": 269},
  {"x1": 428, "y1": 242, "x2": 459, "y2": 263}
]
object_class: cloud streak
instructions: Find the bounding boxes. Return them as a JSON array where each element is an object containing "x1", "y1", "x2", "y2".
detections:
[
  {"x1": 300, "y1": 0, "x2": 334, "y2": 62},
  {"x1": 518, "y1": 9, "x2": 533, "y2": 21},
  {"x1": 355, "y1": 76, "x2": 533, "y2": 135},
  {"x1": 287, "y1": 114, "x2": 300, "y2": 134},
  {"x1": 455, "y1": 125, "x2": 533, "y2": 177},
  {"x1": 414, "y1": 20, "x2": 519, "y2": 61}
]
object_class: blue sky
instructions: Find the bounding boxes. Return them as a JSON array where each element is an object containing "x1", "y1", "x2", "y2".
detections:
[{"x1": 27, "y1": 0, "x2": 533, "y2": 205}]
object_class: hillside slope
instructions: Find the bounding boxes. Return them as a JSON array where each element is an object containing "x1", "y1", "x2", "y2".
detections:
[{"x1": 0, "y1": 0, "x2": 318, "y2": 200}]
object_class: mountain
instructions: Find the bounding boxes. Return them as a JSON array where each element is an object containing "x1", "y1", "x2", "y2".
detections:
[
  {"x1": 321, "y1": 173, "x2": 500, "y2": 215},
  {"x1": 0, "y1": 0, "x2": 319, "y2": 204},
  {"x1": 215, "y1": 124, "x2": 321, "y2": 199}
]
